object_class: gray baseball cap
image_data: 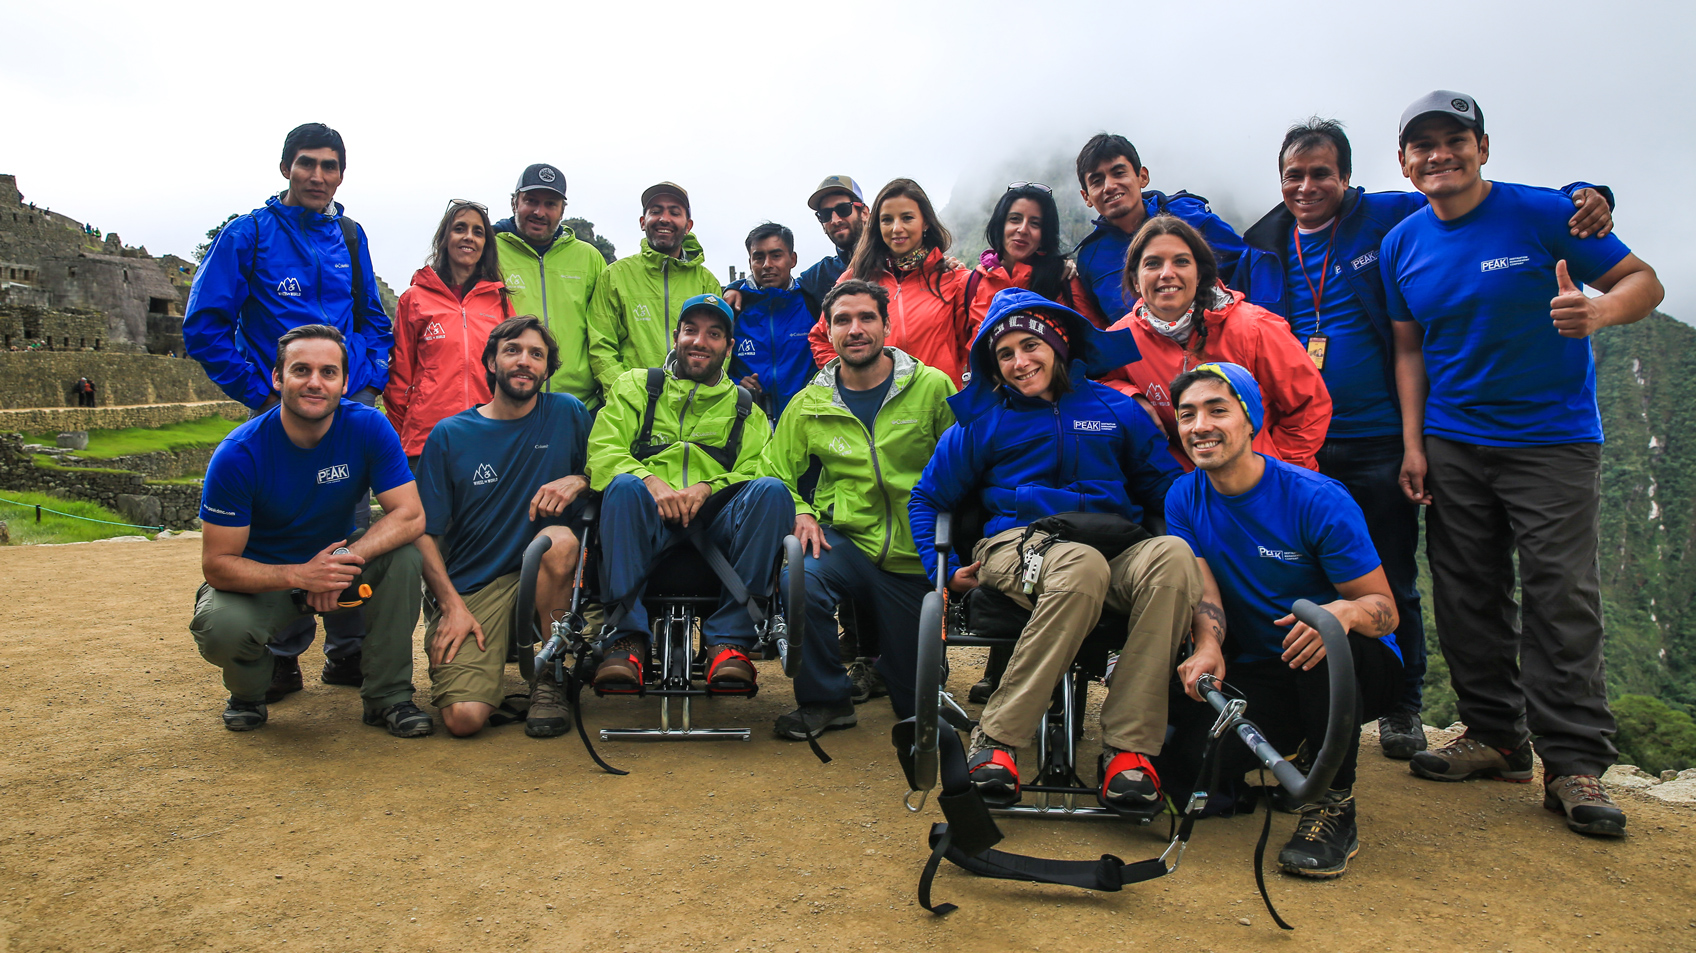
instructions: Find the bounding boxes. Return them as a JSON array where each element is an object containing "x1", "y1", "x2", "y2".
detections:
[
  {"x1": 1399, "y1": 90, "x2": 1485, "y2": 145},
  {"x1": 516, "y1": 163, "x2": 567, "y2": 197}
]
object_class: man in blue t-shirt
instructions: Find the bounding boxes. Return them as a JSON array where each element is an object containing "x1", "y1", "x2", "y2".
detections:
[
  {"x1": 1165, "y1": 363, "x2": 1403, "y2": 880},
  {"x1": 191, "y1": 325, "x2": 430, "y2": 737},
  {"x1": 416, "y1": 317, "x2": 592, "y2": 739},
  {"x1": 1232, "y1": 118, "x2": 1615, "y2": 761},
  {"x1": 1382, "y1": 91, "x2": 1663, "y2": 839},
  {"x1": 724, "y1": 222, "x2": 820, "y2": 421}
]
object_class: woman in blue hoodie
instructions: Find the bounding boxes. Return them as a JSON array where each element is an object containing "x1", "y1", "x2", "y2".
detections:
[{"x1": 909, "y1": 288, "x2": 1202, "y2": 811}]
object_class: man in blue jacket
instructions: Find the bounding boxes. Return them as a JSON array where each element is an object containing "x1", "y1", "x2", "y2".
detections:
[
  {"x1": 797, "y1": 175, "x2": 867, "y2": 311},
  {"x1": 724, "y1": 222, "x2": 819, "y2": 421},
  {"x1": 1072, "y1": 134, "x2": 1247, "y2": 321},
  {"x1": 184, "y1": 122, "x2": 393, "y2": 696},
  {"x1": 1230, "y1": 117, "x2": 1615, "y2": 761}
]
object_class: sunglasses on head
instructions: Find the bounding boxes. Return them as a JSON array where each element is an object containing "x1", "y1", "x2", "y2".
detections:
[
  {"x1": 1007, "y1": 182, "x2": 1054, "y2": 194},
  {"x1": 814, "y1": 201, "x2": 863, "y2": 223},
  {"x1": 446, "y1": 198, "x2": 488, "y2": 213}
]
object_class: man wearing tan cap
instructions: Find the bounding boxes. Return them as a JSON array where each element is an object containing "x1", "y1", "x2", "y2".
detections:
[
  {"x1": 798, "y1": 175, "x2": 868, "y2": 311},
  {"x1": 587, "y1": 181, "x2": 721, "y2": 392}
]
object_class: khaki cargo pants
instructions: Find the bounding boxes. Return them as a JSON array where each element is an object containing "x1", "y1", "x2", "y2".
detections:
[{"x1": 974, "y1": 527, "x2": 1200, "y2": 755}]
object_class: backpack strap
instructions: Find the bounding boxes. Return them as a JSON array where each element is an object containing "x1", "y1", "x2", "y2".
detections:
[
  {"x1": 630, "y1": 368, "x2": 668, "y2": 461},
  {"x1": 339, "y1": 216, "x2": 367, "y2": 335},
  {"x1": 698, "y1": 384, "x2": 754, "y2": 471}
]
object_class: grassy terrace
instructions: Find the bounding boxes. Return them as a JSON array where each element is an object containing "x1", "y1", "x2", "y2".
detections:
[
  {"x1": 0, "y1": 491, "x2": 154, "y2": 545},
  {"x1": 26, "y1": 415, "x2": 239, "y2": 459}
]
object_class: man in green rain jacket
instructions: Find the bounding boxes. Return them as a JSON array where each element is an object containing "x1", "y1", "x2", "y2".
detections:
[
  {"x1": 587, "y1": 293, "x2": 793, "y2": 694},
  {"x1": 587, "y1": 182, "x2": 722, "y2": 395},
  {"x1": 760, "y1": 279, "x2": 956, "y2": 740},
  {"x1": 493, "y1": 163, "x2": 607, "y2": 405}
]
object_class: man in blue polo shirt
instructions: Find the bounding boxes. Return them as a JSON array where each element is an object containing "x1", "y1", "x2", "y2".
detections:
[
  {"x1": 724, "y1": 222, "x2": 819, "y2": 421},
  {"x1": 1383, "y1": 90, "x2": 1663, "y2": 838},
  {"x1": 191, "y1": 325, "x2": 430, "y2": 737},
  {"x1": 1071, "y1": 134, "x2": 1247, "y2": 321},
  {"x1": 1166, "y1": 362, "x2": 1403, "y2": 880},
  {"x1": 1231, "y1": 118, "x2": 1614, "y2": 760},
  {"x1": 416, "y1": 316, "x2": 592, "y2": 738}
]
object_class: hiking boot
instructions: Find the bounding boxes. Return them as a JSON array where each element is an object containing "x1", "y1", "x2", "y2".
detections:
[
  {"x1": 968, "y1": 677, "x2": 996, "y2": 705},
  {"x1": 594, "y1": 636, "x2": 645, "y2": 693},
  {"x1": 774, "y1": 702, "x2": 857, "y2": 741},
  {"x1": 1544, "y1": 775, "x2": 1627, "y2": 837},
  {"x1": 1099, "y1": 749, "x2": 1162, "y2": 812},
  {"x1": 967, "y1": 726, "x2": 1020, "y2": 806},
  {"x1": 321, "y1": 652, "x2": 364, "y2": 687},
  {"x1": 848, "y1": 658, "x2": 888, "y2": 705},
  {"x1": 525, "y1": 669, "x2": 571, "y2": 738},
  {"x1": 1409, "y1": 733, "x2": 1534, "y2": 783},
  {"x1": 363, "y1": 701, "x2": 434, "y2": 738},
  {"x1": 1378, "y1": 709, "x2": 1429, "y2": 760},
  {"x1": 1278, "y1": 789, "x2": 1359, "y2": 878},
  {"x1": 265, "y1": 654, "x2": 303, "y2": 703},
  {"x1": 223, "y1": 697, "x2": 268, "y2": 731},
  {"x1": 704, "y1": 644, "x2": 757, "y2": 693}
]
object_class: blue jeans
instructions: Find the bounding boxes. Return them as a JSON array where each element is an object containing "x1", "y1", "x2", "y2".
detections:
[
  {"x1": 598, "y1": 474, "x2": 794, "y2": 648},
  {"x1": 782, "y1": 527, "x2": 929, "y2": 717},
  {"x1": 1316, "y1": 434, "x2": 1426, "y2": 713}
]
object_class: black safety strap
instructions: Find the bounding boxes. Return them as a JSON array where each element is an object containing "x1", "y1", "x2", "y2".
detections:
[
  {"x1": 631, "y1": 368, "x2": 669, "y2": 460},
  {"x1": 1254, "y1": 766, "x2": 1292, "y2": 930},
  {"x1": 600, "y1": 484, "x2": 765, "y2": 633},
  {"x1": 339, "y1": 216, "x2": 368, "y2": 334},
  {"x1": 566, "y1": 654, "x2": 628, "y2": 776},
  {"x1": 631, "y1": 368, "x2": 754, "y2": 471}
]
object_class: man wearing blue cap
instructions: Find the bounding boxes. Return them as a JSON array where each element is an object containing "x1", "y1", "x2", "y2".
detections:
[
  {"x1": 586, "y1": 293, "x2": 793, "y2": 692},
  {"x1": 1165, "y1": 361, "x2": 1402, "y2": 879}
]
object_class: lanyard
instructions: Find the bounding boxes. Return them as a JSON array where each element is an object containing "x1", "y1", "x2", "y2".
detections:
[{"x1": 1292, "y1": 219, "x2": 1339, "y2": 333}]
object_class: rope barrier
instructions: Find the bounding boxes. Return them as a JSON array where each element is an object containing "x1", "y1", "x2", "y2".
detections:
[{"x1": 0, "y1": 495, "x2": 164, "y2": 532}]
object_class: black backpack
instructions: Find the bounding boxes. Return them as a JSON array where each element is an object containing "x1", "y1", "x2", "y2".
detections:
[{"x1": 629, "y1": 368, "x2": 754, "y2": 471}]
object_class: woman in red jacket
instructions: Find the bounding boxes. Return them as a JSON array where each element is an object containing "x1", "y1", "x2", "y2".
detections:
[
  {"x1": 969, "y1": 182, "x2": 1106, "y2": 330},
  {"x1": 805, "y1": 178, "x2": 976, "y2": 386},
  {"x1": 385, "y1": 199, "x2": 513, "y2": 462},
  {"x1": 1104, "y1": 215, "x2": 1331, "y2": 471}
]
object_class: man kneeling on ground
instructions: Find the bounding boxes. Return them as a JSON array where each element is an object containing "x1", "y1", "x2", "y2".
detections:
[
  {"x1": 192, "y1": 325, "x2": 431, "y2": 736},
  {"x1": 1166, "y1": 363, "x2": 1402, "y2": 879},
  {"x1": 416, "y1": 316, "x2": 593, "y2": 738},
  {"x1": 588, "y1": 294, "x2": 794, "y2": 691},
  {"x1": 760, "y1": 279, "x2": 956, "y2": 739}
]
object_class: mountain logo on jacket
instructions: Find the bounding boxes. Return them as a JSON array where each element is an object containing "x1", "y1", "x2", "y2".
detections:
[
  {"x1": 1145, "y1": 383, "x2": 1169, "y2": 406},
  {"x1": 277, "y1": 277, "x2": 303, "y2": 297},
  {"x1": 472, "y1": 463, "x2": 499, "y2": 486},
  {"x1": 829, "y1": 435, "x2": 853, "y2": 455},
  {"x1": 424, "y1": 322, "x2": 446, "y2": 341},
  {"x1": 505, "y1": 272, "x2": 526, "y2": 291},
  {"x1": 737, "y1": 338, "x2": 757, "y2": 357},
  {"x1": 316, "y1": 464, "x2": 350, "y2": 484},
  {"x1": 633, "y1": 304, "x2": 653, "y2": 321}
]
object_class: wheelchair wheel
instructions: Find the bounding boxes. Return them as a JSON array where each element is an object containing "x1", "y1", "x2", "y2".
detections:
[
  {"x1": 514, "y1": 534, "x2": 554, "y2": 682},
  {"x1": 911, "y1": 590, "x2": 946, "y2": 792},
  {"x1": 780, "y1": 534, "x2": 806, "y2": 679}
]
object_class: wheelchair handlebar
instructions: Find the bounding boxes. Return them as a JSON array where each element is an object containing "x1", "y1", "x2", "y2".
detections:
[{"x1": 1198, "y1": 599, "x2": 1356, "y2": 805}]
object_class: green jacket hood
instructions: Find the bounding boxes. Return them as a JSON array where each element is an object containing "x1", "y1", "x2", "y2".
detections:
[{"x1": 638, "y1": 232, "x2": 708, "y2": 270}]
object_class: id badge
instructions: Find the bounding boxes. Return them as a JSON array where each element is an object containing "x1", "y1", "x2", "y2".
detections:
[{"x1": 1306, "y1": 334, "x2": 1330, "y2": 371}]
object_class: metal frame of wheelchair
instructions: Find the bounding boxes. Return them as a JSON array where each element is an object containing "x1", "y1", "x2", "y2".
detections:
[{"x1": 512, "y1": 497, "x2": 805, "y2": 753}]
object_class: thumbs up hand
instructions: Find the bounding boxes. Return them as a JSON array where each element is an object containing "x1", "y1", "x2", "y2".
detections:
[{"x1": 1550, "y1": 259, "x2": 1601, "y2": 338}]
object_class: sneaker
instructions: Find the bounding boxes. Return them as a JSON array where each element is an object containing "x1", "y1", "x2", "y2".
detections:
[
  {"x1": 848, "y1": 658, "x2": 888, "y2": 705},
  {"x1": 265, "y1": 654, "x2": 303, "y2": 703},
  {"x1": 223, "y1": 697, "x2": 268, "y2": 731},
  {"x1": 363, "y1": 701, "x2": 434, "y2": 738},
  {"x1": 321, "y1": 652, "x2": 364, "y2": 687},
  {"x1": 1409, "y1": 733, "x2": 1534, "y2": 783},
  {"x1": 1378, "y1": 709, "x2": 1428, "y2": 760},
  {"x1": 966, "y1": 726, "x2": 1020, "y2": 806},
  {"x1": 594, "y1": 636, "x2": 645, "y2": 693},
  {"x1": 1278, "y1": 789, "x2": 1359, "y2": 878},
  {"x1": 1099, "y1": 748, "x2": 1162, "y2": 812},
  {"x1": 774, "y1": 702, "x2": 857, "y2": 740},
  {"x1": 1544, "y1": 775, "x2": 1627, "y2": 837},
  {"x1": 525, "y1": 669, "x2": 572, "y2": 738}
]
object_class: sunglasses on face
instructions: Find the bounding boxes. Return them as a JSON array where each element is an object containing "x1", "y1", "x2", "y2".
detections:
[
  {"x1": 814, "y1": 201, "x2": 863, "y2": 223},
  {"x1": 1007, "y1": 182, "x2": 1054, "y2": 194}
]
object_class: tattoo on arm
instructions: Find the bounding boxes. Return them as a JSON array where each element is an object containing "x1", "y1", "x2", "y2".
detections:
[
  {"x1": 1196, "y1": 600, "x2": 1226, "y2": 641},
  {"x1": 1364, "y1": 596, "x2": 1395, "y2": 636}
]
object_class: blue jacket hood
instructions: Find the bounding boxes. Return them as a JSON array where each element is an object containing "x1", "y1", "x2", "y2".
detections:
[{"x1": 949, "y1": 287, "x2": 1142, "y2": 422}]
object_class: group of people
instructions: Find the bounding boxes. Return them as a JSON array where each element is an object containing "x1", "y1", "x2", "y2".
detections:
[{"x1": 182, "y1": 92, "x2": 1663, "y2": 883}]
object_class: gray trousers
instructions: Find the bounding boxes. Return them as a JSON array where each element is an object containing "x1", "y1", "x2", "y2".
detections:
[{"x1": 1425, "y1": 436, "x2": 1616, "y2": 777}]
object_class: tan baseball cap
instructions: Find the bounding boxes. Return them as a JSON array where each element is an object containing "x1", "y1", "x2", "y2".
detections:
[{"x1": 640, "y1": 181, "x2": 690, "y2": 212}]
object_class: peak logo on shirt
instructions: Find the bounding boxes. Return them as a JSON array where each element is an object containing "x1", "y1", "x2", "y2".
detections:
[
  {"x1": 505, "y1": 272, "x2": 527, "y2": 291},
  {"x1": 1481, "y1": 256, "x2": 1531, "y2": 273},
  {"x1": 317, "y1": 464, "x2": 350, "y2": 484},
  {"x1": 423, "y1": 322, "x2": 447, "y2": 341},
  {"x1": 277, "y1": 277, "x2": 304, "y2": 297},
  {"x1": 1257, "y1": 545, "x2": 1306, "y2": 563},
  {"x1": 1351, "y1": 251, "x2": 1378, "y2": 272},
  {"x1": 1073, "y1": 419, "x2": 1117, "y2": 433},
  {"x1": 472, "y1": 463, "x2": 499, "y2": 486}
]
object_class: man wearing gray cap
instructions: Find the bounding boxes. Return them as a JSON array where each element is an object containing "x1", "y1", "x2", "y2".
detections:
[
  {"x1": 587, "y1": 182, "x2": 721, "y2": 393},
  {"x1": 493, "y1": 163, "x2": 609, "y2": 406},
  {"x1": 1381, "y1": 90, "x2": 1664, "y2": 839}
]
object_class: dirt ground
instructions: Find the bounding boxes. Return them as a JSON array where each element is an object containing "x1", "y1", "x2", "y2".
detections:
[{"x1": 2, "y1": 539, "x2": 1693, "y2": 953}]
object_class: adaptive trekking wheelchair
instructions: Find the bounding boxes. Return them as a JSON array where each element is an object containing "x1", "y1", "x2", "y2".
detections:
[
  {"x1": 894, "y1": 513, "x2": 1360, "y2": 926},
  {"x1": 512, "y1": 488, "x2": 807, "y2": 765}
]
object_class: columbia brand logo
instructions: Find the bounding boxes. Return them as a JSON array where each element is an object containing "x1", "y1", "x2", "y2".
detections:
[
  {"x1": 277, "y1": 277, "x2": 303, "y2": 297},
  {"x1": 1073, "y1": 419, "x2": 1118, "y2": 433},
  {"x1": 317, "y1": 464, "x2": 350, "y2": 484},
  {"x1": 1481, "y1": 256, "x2": 1531, "y2": 272},
  {"x1": 423, "y1": 322, "x2": 446, "y2": 340},
  {"x1": 1351, "y1": 251, "x2": 1378, "y2": 271},
  {"x1": 1257, "y1": 545, "x2": 1304, "y2": 563},
  {"x1": 472, "y1": 463, "x2": 498, "y2": 485}
]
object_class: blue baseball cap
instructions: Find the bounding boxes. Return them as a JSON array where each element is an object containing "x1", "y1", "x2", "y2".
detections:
[
  {"x1": 1193, "y1": 362, "x2": 1264, "y2": 434},
  {"x1": 677, "y1": 293, "x2": 734, "y2": 334}
]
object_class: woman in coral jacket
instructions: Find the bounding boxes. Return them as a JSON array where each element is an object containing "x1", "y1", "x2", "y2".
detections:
[
  {"x1": 1104, "y1": 215, "x2": 1331, "y2": 471},
  {"x1": 805, "y1": 178, "x2": 976, "y2": 386},
  {"x1": 385, "y1": 200, "x2": 513, "y2": 463},
  {"x1": 968, "y1": 182, "x2": 1107, "y2": 330}
]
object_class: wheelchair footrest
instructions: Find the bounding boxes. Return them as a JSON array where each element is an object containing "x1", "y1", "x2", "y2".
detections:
[{"x1": 599, "y1": 727, "x2": 752, "y2": 742}]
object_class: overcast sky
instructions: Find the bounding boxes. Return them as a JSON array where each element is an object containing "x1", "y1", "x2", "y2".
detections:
[{"x1": 5, "y1": 0, "x2": 1692, "y2": 319}]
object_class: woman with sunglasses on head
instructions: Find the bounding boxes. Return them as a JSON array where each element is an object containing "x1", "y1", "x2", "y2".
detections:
[
  {"x1": 804, "y1": 178, "x2": 976, "y2": 386},
  {"x1": 970, "y1": 183, "x2": 1106, "y2": 330},
  {"x1": 385, "y1": 199, "x2": 513, "y2": 465}
]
